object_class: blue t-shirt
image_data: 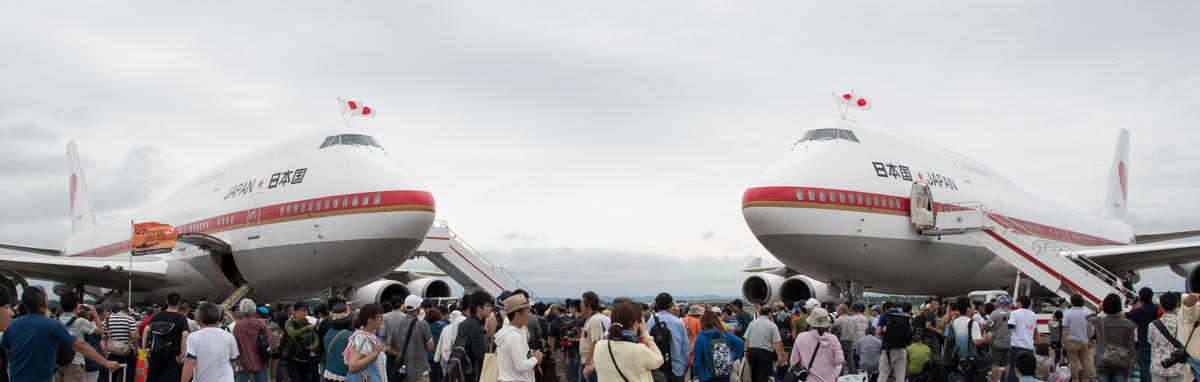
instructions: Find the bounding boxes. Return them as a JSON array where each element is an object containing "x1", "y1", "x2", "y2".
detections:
[{"x1": 0, "y1": 314, "x2": 80, "y2": 382}]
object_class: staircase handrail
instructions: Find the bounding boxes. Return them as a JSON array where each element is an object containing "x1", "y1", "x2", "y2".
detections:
[
  {"x1": 432, "y1": 220, "x2": 541, "y2": 301},
  {"x1": 977, "y1": 208, "x2": 1133, "y2": 298}
]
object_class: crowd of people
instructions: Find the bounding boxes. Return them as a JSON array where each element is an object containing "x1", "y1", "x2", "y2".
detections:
[{"x1": 1, "y1": 285, "x2": 1199, "y2": 382}]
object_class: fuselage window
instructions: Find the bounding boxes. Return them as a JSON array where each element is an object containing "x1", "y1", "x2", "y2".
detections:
[
  {"x1": 280, "y1": 206, "x2": 286, "y2": 215},
  {"x1": 308, "y1": 202, "x2": 314, "y2": 212},
  {"x1": 342, "y1": 197, "x2": 349, "y2": 207},
  {"x1": 808, "y1": 190, "x2": 816, "y2": 200},
  {"x1": 839, "y1": 193, "x2": 845, "y2": 204},
  {"x1": 796, "y1": 190, "x2": 804, "y2": 201},
  {"x1": 374, "y1": 194, "x2": 381, "y2": 205},
  {"x1": 352, "y1": 197, "x2": 358, "y2": 207},
  {"x1": 362, "y1": 195, "x2": 369, "y2": 206},
  {"x1": 819, "y1": 191, "x2": 826, "y2": 202},
  {"x1": 325, "y1": 200, "x2": 330, "y2": 209},
  {"x1": 856, "y1": 194, "x2": 863, "y2": 205},
  {"x1": 873, "y1": 196, "x2": 879, "y2": 206},
  {"x1": 300, "y1": 203, "x2": 306, "y2": 213}
]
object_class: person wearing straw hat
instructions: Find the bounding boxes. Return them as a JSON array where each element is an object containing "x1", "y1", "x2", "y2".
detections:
[
  {"x1": 496, "y1": 294, "x2": 544, "y2": 382},
  {"x1": 788, "y1": 308, "x2": 843, "y2": 382}
]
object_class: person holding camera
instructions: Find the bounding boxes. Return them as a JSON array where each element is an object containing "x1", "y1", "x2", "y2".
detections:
[
  {"x1": 1149, "y1": 293, "x2": 1189, "y2": 382},
  {"x1": 592, "y1": 302, "x2": 664, "y2": 382}
]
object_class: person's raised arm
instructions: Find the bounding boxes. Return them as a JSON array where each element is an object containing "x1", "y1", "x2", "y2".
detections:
[{"x1": 72, "y1": 339, "x2": 119, "y2": 371}]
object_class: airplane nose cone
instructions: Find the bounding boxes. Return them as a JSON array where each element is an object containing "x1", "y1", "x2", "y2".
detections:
[
  {"x1": 384, "y1": 178, "x2": 436, "y2": 239},
  {"x1": 742, "y1": 173, "x2": 790, "y2": 236}
]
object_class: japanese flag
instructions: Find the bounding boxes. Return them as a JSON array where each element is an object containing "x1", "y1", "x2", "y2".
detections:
[
  {"x1": 836, "y1": 92, "x2": 873, "y2": 111},
  {"x1": 338, "y1": 97, "x2": 377, "y2": 118}
]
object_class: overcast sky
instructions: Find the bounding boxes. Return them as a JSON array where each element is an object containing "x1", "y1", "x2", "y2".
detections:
[{"x1": 3, "y1": 2, "x2": 1200, "y2": 301}]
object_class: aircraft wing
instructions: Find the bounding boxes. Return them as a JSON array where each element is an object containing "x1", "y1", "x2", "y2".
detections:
[
  {"x1": 1071, "y1": 241, "x2": 1200, "y2": 271},
  {"x1": 0, "y1": 254, "x2": 170, "y2": 291},
  {"x1": 380, "y1": 269, "x2": 448, "y2": 283}
]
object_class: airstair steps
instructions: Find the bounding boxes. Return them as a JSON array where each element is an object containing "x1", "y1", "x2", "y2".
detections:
[
  {"x1": 414, "y1": 221, "x2": 539, "y2": 301},
  {"x1": 932, "y1": 203, "x2": 1129, "y2": 310},
  {"x1": 220, "y1": 281, "x2": 253, "y2": 312}
]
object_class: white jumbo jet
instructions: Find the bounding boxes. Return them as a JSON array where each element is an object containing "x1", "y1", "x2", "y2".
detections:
[
  {"x1": 0, "y1": 127, "x2": 453, "y2": 306},
  {"x1": 740, "y1": 119, "x2": 1200, "y2": 304}
]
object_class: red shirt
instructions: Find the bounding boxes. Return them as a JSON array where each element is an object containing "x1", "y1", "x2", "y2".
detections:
[
  {"x1": 139, "y1": 316, "x2": 152, "y2": 341},
  {"x1": 232, "y1": 317, "x2": 270, "y2": 372}
]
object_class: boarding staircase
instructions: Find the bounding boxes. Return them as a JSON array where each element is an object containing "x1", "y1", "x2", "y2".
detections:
[
  {"x1": 413, "y1": 221, "x2": 540, "y2": 301},
  {"x1": 925, "y1": 202, "x2": 1131, "y2": 310},
  {"x1": 218, "y1": 279, "x2": 253, "y2": 311}
]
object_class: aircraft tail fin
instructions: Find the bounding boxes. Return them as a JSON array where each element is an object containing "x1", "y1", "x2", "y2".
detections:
[
  {"x1": 1099, "y1": 129, "x2": 1130, "y2": 221},
  {"x1": 67, "y1": 141, "x2": 99, "y2": 234}
]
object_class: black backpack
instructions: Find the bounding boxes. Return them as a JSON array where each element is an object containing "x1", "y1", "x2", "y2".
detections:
[
  {"x1": 882, "y1": 313, "x2": 912, "y2": 349},
  {"x1": 915, "y1": 359, "x2": 950, "y2": 382},
  {"x1": 775, "y1": 314, "x2": 794, "y2": 348},
  {"x1": 55, "y1": 316, "x2": 82, "y2": 367},
  {"x1": 649, "y1": 315, "x2": 673, "y2": 373},
  {"x1": 911, "y1": 312, "x2": 927, "y2": 336},
  {"x1": 288, "y1": 331, "x2": 313, "y2": 362},
  {"x1": 148, "y1": 320, "x2": 178, "y2": 358},
  {"x1": 446, "y1": 327, "x2": 475, "y2": 382}
]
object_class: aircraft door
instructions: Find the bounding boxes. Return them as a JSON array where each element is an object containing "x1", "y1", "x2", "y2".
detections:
[
  {"x1": 248, "y1": 192, "x2": 262, "y2": 239},
  {"x1": 910, "y1": 182, "x2": 935, "y2": 229}
]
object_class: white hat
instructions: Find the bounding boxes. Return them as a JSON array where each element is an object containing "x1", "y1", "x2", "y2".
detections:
[
  {"x1": 804, "y1": 298, "x2": 820, "y2": 310},
  {"x1": 404, "y1": 295, "x2": 423, "y2": 311}
]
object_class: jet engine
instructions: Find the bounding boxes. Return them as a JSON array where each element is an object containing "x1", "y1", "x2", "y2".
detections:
[
  {"x1": 1186, "y1": 266, "x2": 1200, "y2": 294},
  {"x1": 348, "y1": 278, "x2": 453, "y2": 309},
  {"x1": 741, "y1": 273, "x2": 832, "y2": 305}
]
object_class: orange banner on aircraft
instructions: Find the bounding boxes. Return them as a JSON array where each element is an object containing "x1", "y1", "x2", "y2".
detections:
[{"x1": 132, "y1": 222, "x2": 177, "y2": 256}]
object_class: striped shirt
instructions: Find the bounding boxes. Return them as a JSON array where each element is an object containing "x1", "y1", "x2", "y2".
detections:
[{"x1": 105, "y1": 313, "x2": 138, "y2": 343}]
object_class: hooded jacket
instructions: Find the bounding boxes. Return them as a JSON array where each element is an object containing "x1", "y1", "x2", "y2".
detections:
[
  {"x1": 691, "y1": 328, "x2": 745, "y2": 382},
  {"x1": 789, "y1": 330, "x2": 844, "y2": 382},
  {"x1": 496, "y1": 325, "x2": 538, "y2": 382}
]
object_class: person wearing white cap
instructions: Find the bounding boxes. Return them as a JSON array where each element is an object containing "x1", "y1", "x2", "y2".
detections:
[
  {"x1": 497, "y1": 294, "x2": 544, "y2": 382},
  {"x1": 386, "y1": 295, "x2": 435, "y2": 382}
]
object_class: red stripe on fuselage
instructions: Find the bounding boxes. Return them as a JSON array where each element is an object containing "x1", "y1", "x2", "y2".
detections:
[
  {"x1": 68, "y1": 190, "x2": 434, "y2": 257},
  {"x1": 741, "y1": 186, "x2": 1126, "y2": 247}
]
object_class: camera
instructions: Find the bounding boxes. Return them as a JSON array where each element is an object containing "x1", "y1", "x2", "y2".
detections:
[
  {"x1": 1161, "y1": 349, "x2": 1189, "y2": 368},
  {"x1": 566, "y1": 328, "x2": 581, "y2": 338}
]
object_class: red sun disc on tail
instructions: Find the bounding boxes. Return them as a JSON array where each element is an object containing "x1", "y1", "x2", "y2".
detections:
[
  {"x1": 70, "y1": 174, "x2": 77, "y2": 210},
  {"x1": 843, "y1": 94, "x2": 852, "y2": 100},
  {"x1": 1118, "y1": 161, "x2": 1127, "y2": 201},
  {"x1": 362, "y1": 107, "x2": 371, "y2": 115},
  {"x1": 857, "y1": 99, "x2": 867, "y2": 107},
  {"x1": 348, "y1": 101, "x2": 358, "y2": 110}
]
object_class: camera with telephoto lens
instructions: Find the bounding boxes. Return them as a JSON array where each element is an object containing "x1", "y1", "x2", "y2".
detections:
[
  {"x1": 1161, "y1": 349, "x2": 1189, "y2": 368},
  {"x1": 566, "y1": 327, "x2": 581, "y2": 338}
]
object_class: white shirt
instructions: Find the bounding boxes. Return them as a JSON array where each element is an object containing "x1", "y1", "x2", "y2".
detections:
[
  {"x1": 186, "y1": 327, "x2": 240, "y2": 381},
  {"x1": 496, "y1": 325, "x2": 538, "y2": 382},
  {"x1": 1009, "y1": 308, "x2": 1038, "y2": 349}
]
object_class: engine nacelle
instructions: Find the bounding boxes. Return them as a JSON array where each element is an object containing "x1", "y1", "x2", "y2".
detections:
[
  {"x1": 741, "y1": 273, "x2": 832, "y2": 305},
  {"x1": 406, "y1": 278, "x2": 453, "y2": 300},
  {"x1": 1186, "y1": 265, "x2": 1200, "y2": 294},
  {"x1": 348, "y1": 278, "x2": 454, "y2": 309},
  {"x1": 348, "y1": 280, "x2": 410, "y2": 310}
]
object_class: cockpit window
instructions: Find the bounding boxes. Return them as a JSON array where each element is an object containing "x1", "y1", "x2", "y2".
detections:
[
  {"x1": 798, "y1": 128, "x2": 860, "y2": 143},
  {"x1": 319, "y1": 134, "x2": 384, "y2": 149}
]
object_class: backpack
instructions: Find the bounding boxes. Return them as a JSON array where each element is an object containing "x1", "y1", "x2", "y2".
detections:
[
  {"x1": 267, "y1": 320, "x2": 285, "y2": 357},
  {"x1": 257, "y1": 330, "x2": 272, "y2": 364},
  {"x1": 911, "y1": 312, "x2": 927, "y2": 336},
  {"x1": 914, "y1": 359, "x2": 950, "y2": 382},
  {"x1": 447, "y1": 327, "x2": 475, "y2": 382},
  {"x1": 649, "y1": 315, "x2": 674, "y2": 374},
  {"x1": 558, "y1": 316, "x2": 578, "y2": 349},
  {"x1": 707, "y1": 332, "x2": 734, "y2": 378},
  {"x1": 288, "y1": 331, "x2": 314, "y2": 362},
  {"x1": 56, "y1": 316, "x2": 82, "y2": 367},
  {"x1": 83, "y1": 333, "x2": 104, "y2": 372},
  {"x1": 775, "y1": 315, "x2": 794, "y2": 348},
  {"x1": 148, "y1": 320, "x2": 177, "y2": 358},
  {"x1": 882, "y1": 313, "x2": 912, "y2": 349}
]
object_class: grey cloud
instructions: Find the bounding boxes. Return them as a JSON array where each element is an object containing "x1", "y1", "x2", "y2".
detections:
[
  {"x1": 702, "y1": 231, "x2": 714, "y2": 239},
  {"x1": 503, "y1": 231, "x2": 541, "y2": 242}
]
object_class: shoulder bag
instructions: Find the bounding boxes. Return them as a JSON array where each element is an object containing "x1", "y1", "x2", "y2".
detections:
[
  {"x1": 608, "y1": 340, "x2": 631, "y2": 382},
  {"x1": 781, "y1": 333, "x2": 821, "y2": 382},
  {"x1": 388, "y1": 317, "x2": 419, "y2": 381},
  {"x1": 105, "y1": 318, "x2": 134, "y2": 356},
  {"x1": 1099, "y1": 317, "x2": 1135, "y2": 370},
  {"x1": 960, "y1": 320, "x2": 993, "y2": 375}
]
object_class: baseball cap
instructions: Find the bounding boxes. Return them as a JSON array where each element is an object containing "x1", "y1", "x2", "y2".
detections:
[
  {"x1": 804, "y1": 298, "x2": 819, "y2": 310},
  {"x1": 404, "y1": 295, "x2": 423, "y2": 311}
]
